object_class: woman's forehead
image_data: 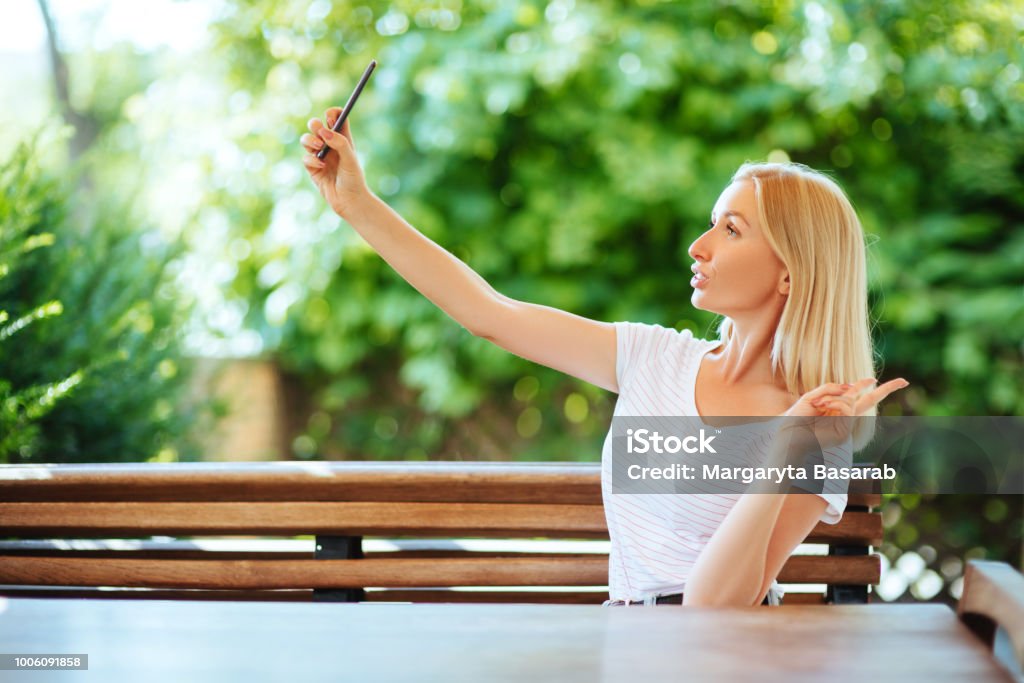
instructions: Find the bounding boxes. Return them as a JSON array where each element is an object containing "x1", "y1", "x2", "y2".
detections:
[{"x1": 712, "y1": 181, "x2": 758, "y2": 229}]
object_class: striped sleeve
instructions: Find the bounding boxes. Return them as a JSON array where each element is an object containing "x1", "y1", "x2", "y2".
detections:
[
  {"x1": 817, "y1": 491, "x2": 848, "y2": 525},
  {"x1": 790, "y1": 434, "x2": 851, "y2": 525},
  {"x1": 817, "y1": 435, "x2": 852, "y2": 524},
  {"x1": 613, "y1": 321, "x2": 694, "y2": 395},
  {"x1": 749, "y1": 418, "x2": 849, "y2": 525}
]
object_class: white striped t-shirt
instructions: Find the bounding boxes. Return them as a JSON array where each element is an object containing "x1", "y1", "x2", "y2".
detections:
[{"x1": 600, "y1": 321, "x2": 849, "y2": 602}]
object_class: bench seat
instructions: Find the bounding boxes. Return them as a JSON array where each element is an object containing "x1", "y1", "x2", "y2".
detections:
[{"x1": 0, "y1": 461, "x2": 881, "y2": 604}]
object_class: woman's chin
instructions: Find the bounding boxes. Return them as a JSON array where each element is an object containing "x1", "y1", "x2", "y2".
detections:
[{"x1": 690, "y1": 297, "x2": 725, "y2": 318}]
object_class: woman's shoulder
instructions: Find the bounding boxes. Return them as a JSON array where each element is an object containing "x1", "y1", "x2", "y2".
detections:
[
  {"x1": 614, "y1": 320, "x2": 713, "y2": 351},
  {"x1": 613, "y1": 322, "x2": 712, "y2": 389}
]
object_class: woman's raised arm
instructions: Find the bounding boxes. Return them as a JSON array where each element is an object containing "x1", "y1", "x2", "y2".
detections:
[{"x1": 302, "y1": 109, "x2": 619, "y2": 394}]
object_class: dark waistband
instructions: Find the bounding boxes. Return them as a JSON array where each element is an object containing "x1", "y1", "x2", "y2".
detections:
[{"x1": 624, "y1": 592, "x2": 772, "y2": 606}]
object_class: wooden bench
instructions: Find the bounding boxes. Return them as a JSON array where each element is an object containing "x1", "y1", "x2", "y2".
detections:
[
  {"x1": 0, "y1": 461, "x2": 883, "y2": 604},
  {"x1": 958, "y1": 559, "x2": 1024, "y2": 679}
]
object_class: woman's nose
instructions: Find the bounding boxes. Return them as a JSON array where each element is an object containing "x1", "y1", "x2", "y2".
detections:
[{"x1": 688, "y1": 230, "x2": 711, "y2": 261}]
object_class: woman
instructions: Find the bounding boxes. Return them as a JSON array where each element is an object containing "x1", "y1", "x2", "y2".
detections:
[{"x1": 300, "y1": 108, "x2": 909, "y2": 607}]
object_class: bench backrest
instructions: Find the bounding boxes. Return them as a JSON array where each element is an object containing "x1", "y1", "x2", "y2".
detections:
[{"x1": 0, "y1": 462, "x2": 881, "y2": 604}]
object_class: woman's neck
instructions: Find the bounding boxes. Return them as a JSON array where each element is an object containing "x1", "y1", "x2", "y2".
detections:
[{"x1": 709, "y1": 318, "x2": 784, "y2": 389}]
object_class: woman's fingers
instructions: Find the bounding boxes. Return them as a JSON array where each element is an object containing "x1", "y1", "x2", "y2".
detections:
[
  {"x1": 300, "y1": 133, "x2": 325, "y2": 154},
  {"x1": 323, "y1": 107, "x2": 356, "y2": 141},
  {"x1": 803, "y1": 382, "x2": 850, "y2": 402},
  {"x1": 316, "y1": 108, "x2": 348, "y2": 141},
  {"x1": 853, "y1": 378, "x2": 910, "y2": 413},
  {"x1": 808, "y1": 377, "x2": 909, "y2": 415},
  {"x1": 811, "y1": 378, "x2": 873, "y2": 406},
  {"x1": 316, "y1": 126, "x2": 356, "y2": 163},
  {"x1": 850, "y1": 378, "x2": 879, "y2": 394},
  {"x1": 302, "y1": 152, "x2": 325, "y2": 172},
  {"x1": 818, "y1": 381, "x2": 869, "y2": 418},
  {"x1": 307, "y1": 108, "x2": 356, "y2": 157},
  {"x1": 300, "y1": 129, "x2": 328, "y2": 173},
  {"x1": 815, "y1": 396, "x2": 854, "y2": 416},
  {"x1": 793, "y1": 376, "x2": 908, "y2": 425}
]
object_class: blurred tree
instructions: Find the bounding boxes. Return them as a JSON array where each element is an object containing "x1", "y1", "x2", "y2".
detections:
[
  {"x1": 0, "y1": 138, "x2": 211, "y2": 463},
  {"x1": 36, "y1": 0, "x2": 98, "y2": 163},
  {"x1": 0, "y1": 145, "x2": 80, "y2": 459}
]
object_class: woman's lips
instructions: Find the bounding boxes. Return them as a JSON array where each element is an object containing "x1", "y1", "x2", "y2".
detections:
[{"x1": 690, "y1": 272, "x2": 709, "y2": 289}]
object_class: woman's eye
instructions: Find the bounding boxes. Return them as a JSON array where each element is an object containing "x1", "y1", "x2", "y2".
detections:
[{"x1": 709, "y1": 219, "x2": 737, "y2": 236}]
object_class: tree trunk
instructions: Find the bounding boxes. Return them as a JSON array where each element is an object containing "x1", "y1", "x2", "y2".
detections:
[{"x1": 36, "y1": 0, "x2": 99, "y2": 166}]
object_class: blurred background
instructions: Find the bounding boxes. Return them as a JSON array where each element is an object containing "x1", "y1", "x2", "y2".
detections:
[{"x1": 0, "y1": 0, "x2": 1021, "y2": 604}]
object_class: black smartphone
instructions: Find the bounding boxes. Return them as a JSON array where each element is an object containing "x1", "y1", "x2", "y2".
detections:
[{"x1": 316, "y1": 59, "x2": 377, "y2": 160}]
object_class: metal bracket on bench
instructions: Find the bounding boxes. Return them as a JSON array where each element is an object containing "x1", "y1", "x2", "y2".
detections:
[
  {"x1": 313, "y1": 535, "x2": 365, "y2": 603},
  {"x1": 826, "y1": 501, "x2": 871, "y2": 605},
  {"x1": 826, "y1": 553, "x2": 869, "y2": 602},
  {"x1": 826, "y1": 502, "x2": 871, "y2": 604}
]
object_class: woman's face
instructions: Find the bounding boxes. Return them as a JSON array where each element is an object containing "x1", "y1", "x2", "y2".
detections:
[{"x1": 687, "y1": 180, "x2": 789, "y2": 316}]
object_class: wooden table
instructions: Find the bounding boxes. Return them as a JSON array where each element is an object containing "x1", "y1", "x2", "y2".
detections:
[{"x1": 0, "y1": 598, "x2": 1013, "y2": 682}]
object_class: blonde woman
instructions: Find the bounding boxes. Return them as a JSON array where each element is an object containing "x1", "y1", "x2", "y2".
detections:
[{"x1": 301, "y1": 108, "x2": 909, "y2": 608}]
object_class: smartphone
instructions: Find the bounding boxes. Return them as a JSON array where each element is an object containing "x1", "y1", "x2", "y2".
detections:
[{"x1": 316, "y1": 59, "x2": 377, "y2": 161}]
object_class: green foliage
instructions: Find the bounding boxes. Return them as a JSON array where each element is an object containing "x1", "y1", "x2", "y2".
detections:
[
  {"x1": 0, "y1": 139, "x2": 207, "y2": 463},
  {"x1": 197, "y1": 0, "x2": 1023, "y2": 463},
  {"x1": 880, "y1": 492, "x2": 1023, "y2": 604},
  {"x1": 0, "y1": 140, "x2": 82, "y2": 460},
  {"x1": 0, "y1": 365, "x2": 83, "y2": 460}
]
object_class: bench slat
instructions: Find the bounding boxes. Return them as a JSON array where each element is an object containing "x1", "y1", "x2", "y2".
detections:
[
  {"x1": 0, "y1": 587, "x2": 607, "y2": 603},
  {"x1": 0, "y1": 502, "x2": 608, "y2": 538},
  {"x1": 0, "y1": 556, "x2": 609, "y2": 588},
  {"x1": 0, "y1": 555, "x2": 879, "y2": 589},
  {"x1": 0, "y1": 550, "x2": 878, "y2": 582},
  {"x1": 0, "y1": 503, "x2": 881, "y2": 544},
  {"x1": 0, "y1": 463, "x2": 601, "y2": 503},
  {"x1": 806, "y1": 512, "x2": 882, "y2": 544},
  {"x1": 0, "y1": 587, "x2": 313, "y2": 601},
  {"x1": 0, "y1": 587, "x2": 833, "y2": 604},
  {"x1": 0, "y1": 462, "x2": 880, "y2": 506}
]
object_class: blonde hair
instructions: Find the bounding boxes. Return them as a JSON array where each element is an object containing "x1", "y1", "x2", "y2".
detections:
[{"x1": 719, "y1": 161, "x2": 878, "y2": 449}]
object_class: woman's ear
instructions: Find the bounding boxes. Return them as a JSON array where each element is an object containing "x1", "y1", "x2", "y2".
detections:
[{"x1": 778, "y1": 272, "x2": 790, "y2": 296}]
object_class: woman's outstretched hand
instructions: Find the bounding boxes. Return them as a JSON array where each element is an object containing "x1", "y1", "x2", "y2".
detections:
[
  {"x1": 782, "y1": 377, "x2": 910, "y2": 449},
  {"x1": 786, "y1": 377, "x2": 910, "y2": 418},
  {"x1": 300, "y1": 109, "x2": 369, "y2": 218}
]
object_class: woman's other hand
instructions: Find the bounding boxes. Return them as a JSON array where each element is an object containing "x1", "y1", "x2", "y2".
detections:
[
  {"x1": 782, "y1": 377, "x2": 910, "y2": 448},
  {"x1": 300, "y1": 109, "x2": 370, "y2": 218},
  {"x1": 788, "y1": 377, "x2": 909, "y2": 418}
]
